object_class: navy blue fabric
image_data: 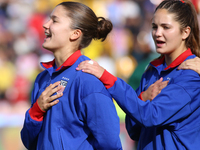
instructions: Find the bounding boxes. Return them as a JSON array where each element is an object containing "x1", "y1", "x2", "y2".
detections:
[
  {"x1": 21, "y1": 54, "x2": 122, "y2": 150},
  {"x1": 109, "y1": 54, "x2": 200, "y2": 150}
]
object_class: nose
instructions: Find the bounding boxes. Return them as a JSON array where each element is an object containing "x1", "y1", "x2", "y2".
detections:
[
  {"x1": 154, "y1": 27, "x2": 162, "y2": 37},
  {"x1": 43, "y1": 19, "x2": 51, "y2": 29}
]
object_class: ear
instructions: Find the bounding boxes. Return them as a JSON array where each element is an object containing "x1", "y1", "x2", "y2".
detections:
[
  {"x1": 182, "y1": 26, "x2": 191, "y2": 40},
  {"x1": 70, "y1": 29, "x2": 82, "y2": 40}
]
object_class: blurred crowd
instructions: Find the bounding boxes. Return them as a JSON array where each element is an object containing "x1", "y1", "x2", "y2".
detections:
[
  {"x1": 0, "y1": 0, "x2": 199, "y2": 149},
  {"x1": 0, "y1": 0, "x2": 153, "y2": 106}
]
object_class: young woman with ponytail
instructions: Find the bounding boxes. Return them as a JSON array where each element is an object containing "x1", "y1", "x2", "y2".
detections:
[
  {"x1": 20, "y1": 2, "x2": 122, "y2": 150},
  {"x1": 77, "y1": 0, "x2": 200, "y2": 149}
]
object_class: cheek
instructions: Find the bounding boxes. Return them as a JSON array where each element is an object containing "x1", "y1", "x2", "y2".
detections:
[
  {"x1": 151, "y1": 30, "x2": 155, "y2": 36},
  {"x1": 151, "y1": 31, "x2": 156, "y2": 41},
  {"x1": 56, "y1": 27, "x2": 71, "y2": 38},
  {"x1": 167, "y1": 32, "x2": 182, "y2": 44},
  {"x1": 166, "y1": 29, "x2": 181, "y2": 39},
  {"x1": 54, "y1": 31, "x2": 70, "y2": 45}
]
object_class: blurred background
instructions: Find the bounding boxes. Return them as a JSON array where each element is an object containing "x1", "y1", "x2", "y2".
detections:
[{"x1": 0, "y1": 0, "x2": 199, "y2": 149}]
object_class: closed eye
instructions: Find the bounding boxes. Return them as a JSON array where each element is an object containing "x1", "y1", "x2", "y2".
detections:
[
  {"x1": 152, "y1": 23, "x2": 157, "y2": 30},
  {"x1": 163, "y1": 26, "x2": 170, "y2": 29},
  {"x1": 50, "y1": 15, "x2": 59, "y2": 23},
  {"x1": 152, "y1": 26, "x2": 157, "y2": 30}
]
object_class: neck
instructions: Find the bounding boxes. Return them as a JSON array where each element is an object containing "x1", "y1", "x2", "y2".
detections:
[
  {"x1": 165, "y1": 46, "x2": 188, "y2": 66},
  {"x1": 53, "y1": 49, "x2": 75, "y2": 68}
]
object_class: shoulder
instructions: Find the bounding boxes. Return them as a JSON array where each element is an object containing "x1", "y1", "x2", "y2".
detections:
[
  {"x1": 76, "y1": 70, "x2": 110, "y2": 98},
  {"x1": 185, "y1": 54, "x2": 196, "y2": 60},
  {"x1": 73, "y1": 55, "x2": 111, "y2": 96},
  {"x1": 77, "y1": 55, "x2": 90, "y2": 62},
  {"x1": 34, "y1": 70, "x2": 48, "y2": 83},
  {"x1": 141, "y1": 63, "x2": 157, "y2": 81},
  {"x1": 177, "y1": 54, "x2": 199, "y2": 79},
  {"x1": 171, "y1": 68, "x2": 200, "y2": 92},
  {"x1": 77, "y1": 71, "x2": 105, "y2": 89},
  {"x1": 76, "y1": 55, "x2": 103, "y2": 87},
  {"x1": 177, "y1": 69, "x2": 199, "y2": 80}
]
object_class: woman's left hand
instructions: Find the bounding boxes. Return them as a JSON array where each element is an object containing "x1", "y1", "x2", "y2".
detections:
[
  {"x1": 76, "y1": 60, "x2": 105, "y2": 78},
  {"x1": 178, "y1": 57, "x2": 200, "y2": 75}
]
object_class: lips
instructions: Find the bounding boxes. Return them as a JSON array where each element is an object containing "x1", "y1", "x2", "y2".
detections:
[
  {"x1": 44, "y1": 32, "x2": 52, "y2": 40},
  {"x1": 156, "y1": 40, "x2": 165, "y2": 47}
]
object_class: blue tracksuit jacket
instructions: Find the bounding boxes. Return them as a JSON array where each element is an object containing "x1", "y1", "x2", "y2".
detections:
[
  {"x1": 100, "y1": 49, "x2": 200, "y2": 150},
  {"x1": 21, "y1": 50, "x2": 122, "y2": 150}
]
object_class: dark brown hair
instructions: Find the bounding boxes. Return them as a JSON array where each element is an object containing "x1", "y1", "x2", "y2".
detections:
[
  {"x1": 57, "y1": 1, "x2": 113, "y2": 49},
  {"x1": 155, "y1": 0, "x2": 200, "y2": 57}
]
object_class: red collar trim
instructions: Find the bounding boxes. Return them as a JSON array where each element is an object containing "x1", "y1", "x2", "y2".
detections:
[
  {"x1": 41, "y1": 50, "x2": 82, "y2": 71},
  {"x1": 150, "y1": 48, "x2": 193, "y2": 70},
  {"x1": 150, "y1": 56, "x2": 165, "y2": 67}
]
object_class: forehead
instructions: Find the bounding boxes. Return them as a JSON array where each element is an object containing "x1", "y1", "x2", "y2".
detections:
[
  {"x1": 152, "y1": 9, "x2": 176, "y2": 24},
  {"x1": 50, "y1": 5, "x2": 68, "y2": 18}
]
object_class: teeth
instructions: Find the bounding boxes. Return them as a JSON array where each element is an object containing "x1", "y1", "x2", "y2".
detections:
[
  {"x1": 45, "y1": 32, "x2": 51, "y2": 38},
  {"x1": 45, "y1": 33, "x2": 50, "y2": 36}
]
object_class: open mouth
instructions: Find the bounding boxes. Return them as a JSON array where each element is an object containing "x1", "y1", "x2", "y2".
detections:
[
  {"x1": 156, "y1": 40, "x2": 165, "y2": 44},
  {"x1": 156, "y1": 40, "x2": 165, "y2": 47},
  {"x1": 45, "y1": 32, "x2": 52, "y2": 39}
]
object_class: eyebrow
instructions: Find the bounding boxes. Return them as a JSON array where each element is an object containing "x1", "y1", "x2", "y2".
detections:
[
  {"x1": 50, "y1": 15, "x2": 59, "y2": 20},
  {"x1": 152, "y1": 23, "x2": 171, "y2": 26}
]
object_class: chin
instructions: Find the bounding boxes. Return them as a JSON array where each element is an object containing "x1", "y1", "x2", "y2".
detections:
[
  {"x1": 42, "y1": 44, "x2": 52, "y2": 51},
  {"x1": 43, "y1": 46, "x2": 56, "y2": 53},
  {"x1": 42, "y1": 42, "x2": 50, "y2": 49},
  {"x1": 42, "y1": 44, "x2": 48, "y2": 49},
  {"x1": 156, "y1": 48, "x2": 165, "y2": 55}
]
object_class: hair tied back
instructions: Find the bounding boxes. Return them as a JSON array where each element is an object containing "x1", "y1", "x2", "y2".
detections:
[{"x1": 180, "y1": 0, "x2": 185, "y2": 3}]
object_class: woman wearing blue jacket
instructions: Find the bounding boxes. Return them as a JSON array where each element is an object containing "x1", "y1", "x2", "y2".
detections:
[
  {"x1": 20, "y1": 2, "x2": 122, "y2": 150},
  {"x1": 77, "y1": 0, "x2": 200, "y2": 149}
]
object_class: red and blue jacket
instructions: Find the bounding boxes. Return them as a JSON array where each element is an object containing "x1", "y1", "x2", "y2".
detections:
[
  {"x1": 100, "y1": 49, "x2": 200, "y2": 150},
  {"x1": 21, "y1": 50, "x2": 122, "y2": 150}
]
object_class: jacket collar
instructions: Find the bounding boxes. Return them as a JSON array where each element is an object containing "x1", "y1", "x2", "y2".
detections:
[
  {"x1": 41, "y1": 50, "x2": 82, "y2": 71},
  {"x1": 150, "y1": 48, "x2": 193, "y2": 70}
]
